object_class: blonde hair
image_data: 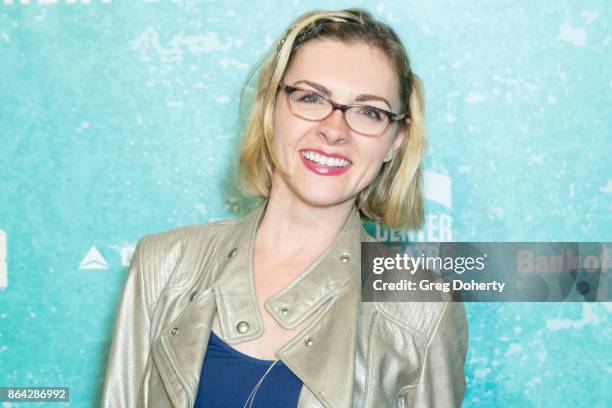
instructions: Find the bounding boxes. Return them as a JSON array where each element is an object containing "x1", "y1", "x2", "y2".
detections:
[{"x1": 236, "y1": 8, "x2": 426, "y2": 230}]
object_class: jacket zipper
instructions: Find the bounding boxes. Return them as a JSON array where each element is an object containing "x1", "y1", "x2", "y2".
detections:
[{"x1": 360, "y1": 310, "x2": 378, "y2": 408}]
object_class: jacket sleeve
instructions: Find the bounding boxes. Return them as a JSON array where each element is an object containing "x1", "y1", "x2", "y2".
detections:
[
  {"x1": 101, "y1": 237, "x2": 152, "y2": 408},
  {"x1": 403, "y1": 302, "x2": 469, "y2": 407}
]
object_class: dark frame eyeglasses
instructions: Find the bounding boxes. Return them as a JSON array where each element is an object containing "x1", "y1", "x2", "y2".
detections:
[{"x1": 278, "y1": 82, "x2": 409, "y2": 136}]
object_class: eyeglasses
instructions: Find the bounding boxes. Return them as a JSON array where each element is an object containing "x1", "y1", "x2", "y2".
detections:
[{"x1": 278, "y1": 82, "x2": 408, "y2": 136}]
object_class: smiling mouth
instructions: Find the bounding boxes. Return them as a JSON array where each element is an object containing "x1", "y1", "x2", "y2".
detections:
[{"x1": 301, "y1": 150, "x2": 352, "y2": 168}]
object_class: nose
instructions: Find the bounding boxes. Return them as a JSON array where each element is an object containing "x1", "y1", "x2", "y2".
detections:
[{"x1": 317, "y1": 108, "x2": 351, "y2": 144}]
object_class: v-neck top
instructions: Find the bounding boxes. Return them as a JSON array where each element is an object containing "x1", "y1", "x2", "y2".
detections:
[{"x1": 194, "y1": 330, "x2": 303, "y2": 407}]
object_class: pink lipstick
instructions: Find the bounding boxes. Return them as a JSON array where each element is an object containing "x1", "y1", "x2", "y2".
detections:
[{"x1": 300, "y1": 149, "x2": 352, "y2": 176}]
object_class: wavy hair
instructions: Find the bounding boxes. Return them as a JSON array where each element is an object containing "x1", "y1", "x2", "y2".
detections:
[{"x1": 236, "y1": 8, "x2": 426, "y2": 229}]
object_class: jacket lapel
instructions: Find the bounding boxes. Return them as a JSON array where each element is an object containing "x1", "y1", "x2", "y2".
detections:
[
  {"x1": 269, "y1": 209, "x2": 366, "y2": 408},
  {"x1": 278, "y1": 274, "x2": 362, "y2": 407},
  {"x1": 151, "y1": 288, "x2": 217, "y2": 407},
  {"x1": 152, "y1": 199, "x2": 369, "y2": 407}
]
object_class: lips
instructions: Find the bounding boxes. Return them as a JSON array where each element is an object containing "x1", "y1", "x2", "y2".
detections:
[{"x1": 300, "y1": 149, "x2": 352, "y2": 176}]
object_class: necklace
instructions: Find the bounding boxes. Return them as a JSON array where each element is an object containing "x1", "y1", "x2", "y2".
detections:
[{"x1": 242, "y1": 359, "x2": 279, "y2": 408}]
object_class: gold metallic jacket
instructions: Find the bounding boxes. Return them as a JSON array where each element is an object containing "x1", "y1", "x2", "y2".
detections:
[{"x1": 101, "y1": 200, "x2": 468, "y2": 407}]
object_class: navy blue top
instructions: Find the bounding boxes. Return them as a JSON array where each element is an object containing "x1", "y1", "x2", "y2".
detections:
[{"x1": 194, "y1": 330, "x2": 303, "y2": 408}]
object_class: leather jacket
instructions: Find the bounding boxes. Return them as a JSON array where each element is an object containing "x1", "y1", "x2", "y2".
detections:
[{"x1": 101, "y1": 199, "x2": 468, "y2": 407}]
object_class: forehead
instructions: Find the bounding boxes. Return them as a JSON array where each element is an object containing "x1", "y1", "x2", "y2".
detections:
[{"x1": 284, "y1": 39, "x2": 400, "y2": 108}]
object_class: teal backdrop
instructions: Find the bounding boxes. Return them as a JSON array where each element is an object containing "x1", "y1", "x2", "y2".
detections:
[{"x1": 1, "y1": 1, "x2": 610, "y2": 407}]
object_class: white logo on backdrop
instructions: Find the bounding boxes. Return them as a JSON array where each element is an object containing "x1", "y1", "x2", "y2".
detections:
[
  {"x1": 120, "y1": 245, "x2": 135, "y2": 267},
  {"x1": 79, "y1": 246, "x2": 109, "y2": 270},
  {"x1": 0, "y1": 230, "x2": 7, "y2": 288},
  {"x1": 375, "y1": 171, "x2": 453, "y2": 242}
]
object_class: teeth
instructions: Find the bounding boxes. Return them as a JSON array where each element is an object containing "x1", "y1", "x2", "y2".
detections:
[{"x1": 303, "y1": 151, "x2": 350, "y2": 167}]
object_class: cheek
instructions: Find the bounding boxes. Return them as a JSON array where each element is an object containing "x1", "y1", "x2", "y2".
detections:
[
  {"x1": 359, "y1": 162, "x2": 384, "y2": 187},
  {"x1": 353, "y1": 142, "x2": 390, "y2": 183},
  {"x1": 273, "y1": 109, "x2": 310, "y2": 151},
  {"x1": 272, "y1": 108, "x2": 292, "y2": 153},
  {"x1": 360, "y1": 141, "x2": 388, "y2": 166},
  {"x1": 272, "y1": 112, "x2": 307, "y2": 172},
  {"x1": 273, "y1": 119, "x2": 294, "y2": 156}
]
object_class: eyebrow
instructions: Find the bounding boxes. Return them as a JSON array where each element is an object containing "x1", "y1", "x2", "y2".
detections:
[{"x1": 293, "y1": 79, "x2": 393, "y2": 110}]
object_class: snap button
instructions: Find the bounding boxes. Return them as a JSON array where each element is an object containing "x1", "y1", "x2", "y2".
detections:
[
  {"x1": 228, "y1": 248, "x2": 238, "y2": 258},
  {"x1": 340, "y1": 254, "x2": 351, "y2": 263},
  {"x1": 280, "y1": 307, "x2": 289, "y2": 316},
  {"x1": 189, "y1": 291, "x2": 197, "y2": 302},
  {"x1": 236, "y1": 321, "x2": 250, "y2": 334},
  {"x1": 304, "y1": 337, "x2": 313, "y2": 346},
  {"x1": 171, "y1": 327, "x2": 179, "y2": 335}
]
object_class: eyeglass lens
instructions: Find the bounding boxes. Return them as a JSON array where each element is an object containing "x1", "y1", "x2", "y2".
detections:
[{"x1": 287, "y1": 89, "x2": 389, "y2": 136}]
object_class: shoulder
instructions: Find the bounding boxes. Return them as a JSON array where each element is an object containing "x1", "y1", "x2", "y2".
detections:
[
  {"x1": 373, "y1": 279, "x2": 464, "y2": 346},
  {"x1": 138, "y1": 219, "x2": 237, "y2": 255},
  {"x1": 374, "y1": 301, "x2": 466, "y2": 343},
  {"x1": 133, "y1": 219, "x2": 239, "y2": 299},
  {"x1": 358, "y1": 235, "x2": 465, "y2": 343}
]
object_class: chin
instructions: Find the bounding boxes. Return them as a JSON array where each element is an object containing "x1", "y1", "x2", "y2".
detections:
[
  {"x1": 273, "y1": 170, "x2": 357, "y2": 208},
  {"x1": 295, "y1": 189, "x2": 353, "y2": 209}
]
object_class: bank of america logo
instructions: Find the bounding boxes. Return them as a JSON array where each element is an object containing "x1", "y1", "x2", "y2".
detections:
[
  {"x1": 0, "y1": 230, "x2": 6, "y2": 288},
  {"x1": 79, "y1": 246, "x2": 109, "y2": 270}
]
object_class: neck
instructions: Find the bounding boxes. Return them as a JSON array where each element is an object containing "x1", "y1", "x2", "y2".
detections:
[{"x1": 255, "y1": 186, "x2": 356, "y2": 260}]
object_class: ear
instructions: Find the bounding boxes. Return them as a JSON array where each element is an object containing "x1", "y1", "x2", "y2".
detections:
[{"x1": 390, "y1": 126, "x2": 407, "y2": 155}]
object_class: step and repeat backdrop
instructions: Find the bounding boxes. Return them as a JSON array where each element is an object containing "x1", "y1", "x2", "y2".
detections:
[{"x1": 1, "y1": 1, "x2": 610, "y2": 407}]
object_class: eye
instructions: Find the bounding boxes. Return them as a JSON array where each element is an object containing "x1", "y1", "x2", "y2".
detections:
[
  {"x1": 358, "y1": 106, "x2": 384, "y2": 121},
  {"x1": 294, "y1": 90, "x2": 325, "y2": 104}
]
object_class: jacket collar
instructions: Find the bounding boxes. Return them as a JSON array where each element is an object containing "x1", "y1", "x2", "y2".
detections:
[
  {"x1": 213, "y1": 198, "x2": 365, "y2": 345},
  {"x1": 154, "y1": 199, "x2": 370, "y2": 407}
]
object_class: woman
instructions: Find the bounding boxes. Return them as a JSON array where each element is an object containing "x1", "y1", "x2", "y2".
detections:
[{"x1": 101, "y1": 8, "x2": 468, "y2": 408}]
